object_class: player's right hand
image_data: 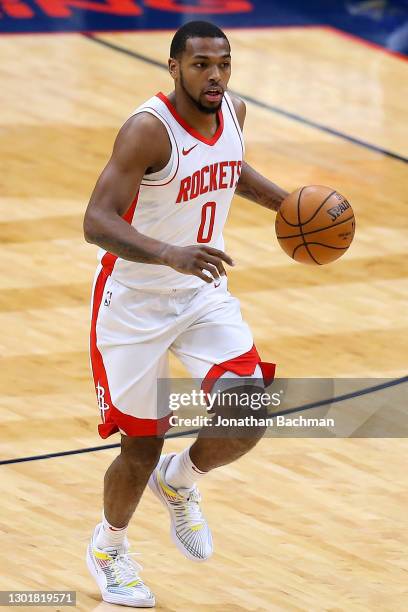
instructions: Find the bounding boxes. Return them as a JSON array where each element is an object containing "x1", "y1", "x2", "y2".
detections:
[{"x1": 162, "y1": 245, "x2": 235, "y2": 283}]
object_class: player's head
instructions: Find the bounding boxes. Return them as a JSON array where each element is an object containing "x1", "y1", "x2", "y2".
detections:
[{"x1": 169, "y1": 21, "x2": 231, "y2": 114}]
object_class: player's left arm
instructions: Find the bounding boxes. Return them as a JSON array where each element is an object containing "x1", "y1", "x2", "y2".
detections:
[{"x1": 230, "y1": 94, "x2": 289, "y2": 212}]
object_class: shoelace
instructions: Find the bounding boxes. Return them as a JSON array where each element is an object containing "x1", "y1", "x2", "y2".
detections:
[
  {"x1": 108, "y1": 552, "x2": 143, "y2": 586},
  {"x1": 172, "y1": 486, "x2": 205, "y2": 526}
]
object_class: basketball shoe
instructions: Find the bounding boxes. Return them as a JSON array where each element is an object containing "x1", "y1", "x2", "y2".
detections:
[
  {"x1": 86, "y1": 523, "x2": 155, "y2": 607},
  {"x1": 148, "y1": 453, "x2": 213, "y2": 562}
]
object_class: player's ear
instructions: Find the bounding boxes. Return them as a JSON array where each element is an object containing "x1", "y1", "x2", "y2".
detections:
[{"x1": 168, "y1": 58, "x2": 178, "y2": 80}]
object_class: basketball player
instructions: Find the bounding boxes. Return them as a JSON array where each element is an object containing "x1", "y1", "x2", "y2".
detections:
[{"x1": 84, "y1": 21, "x2": 288, "y2": 607}]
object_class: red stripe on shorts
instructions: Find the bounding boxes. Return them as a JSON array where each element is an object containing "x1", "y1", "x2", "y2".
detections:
[{"x1": 90, "y1": 267, "x2": 171, "y2": 439}]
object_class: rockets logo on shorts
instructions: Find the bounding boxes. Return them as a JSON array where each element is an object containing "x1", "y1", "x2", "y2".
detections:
[{"x1": 96, "y1": 382, "x2": 109, "y2": 421}]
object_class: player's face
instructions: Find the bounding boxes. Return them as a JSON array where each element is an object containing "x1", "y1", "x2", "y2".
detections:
[{"x1": 175, "y1": 37, "x2": 231, "y2": 114}]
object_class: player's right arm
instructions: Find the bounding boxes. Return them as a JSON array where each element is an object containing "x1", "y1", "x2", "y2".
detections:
[{"x1": 83, "y1": 113, "x2": 233, "y2": 283}]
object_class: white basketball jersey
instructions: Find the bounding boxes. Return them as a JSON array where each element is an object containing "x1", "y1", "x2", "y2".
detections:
[{"x1": 98, "y1": 91, "x2": 244, "y2": 290}]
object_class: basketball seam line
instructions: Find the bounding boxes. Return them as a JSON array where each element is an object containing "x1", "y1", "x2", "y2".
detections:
[
  {"x1": 300, "y1": 190, "x2": 337, "y2": 226},
  {"x1": 278, "y1": 206, "x2": 297, "y2": 227},
  {"x1": 294, "y1": 241, "x2": 350, "y2": 252},
  {"x1": 277, "y1": 214, "x2": 354, "y2": 239},
  {"x1": 279, "y1": 189, "x2": 338, "y2": 228},
  {"x1": 296, "y1": 187, "x2": 321, "y2": 265}
]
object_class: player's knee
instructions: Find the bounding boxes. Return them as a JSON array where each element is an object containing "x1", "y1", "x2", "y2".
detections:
[
  {"x1": 120, "y1": 435, "x2": 164, "y2": 473},
  {"x1": 214, "y1": 384, "x2": 269, "y2": 438}
]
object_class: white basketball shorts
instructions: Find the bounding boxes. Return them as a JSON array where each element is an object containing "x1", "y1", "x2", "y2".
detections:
[{"x1": 90, "y1": 266, "x2": 276, "y2": 438}]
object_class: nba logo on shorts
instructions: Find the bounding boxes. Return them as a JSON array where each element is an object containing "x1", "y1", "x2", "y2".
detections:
[
  {"x1": 104, "y1": 291, "x2": 112, "y2": 307},
  {"x1": 96, "y1": 381, "x2": 109, "y2": 421}
]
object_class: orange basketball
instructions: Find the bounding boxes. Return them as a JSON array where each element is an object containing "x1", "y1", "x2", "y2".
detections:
[{"x1": 275, "y1": 185, "x2": 355, "y2": 265}]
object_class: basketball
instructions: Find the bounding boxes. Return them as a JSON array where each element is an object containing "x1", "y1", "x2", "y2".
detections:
[{"x1": 275, "y1": 185, "x2": 355, "y2": 265}]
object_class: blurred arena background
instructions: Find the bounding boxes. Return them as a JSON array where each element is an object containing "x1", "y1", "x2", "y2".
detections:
[{"x1": 1, "y1": 1, "x2": 407, "y2": 610}]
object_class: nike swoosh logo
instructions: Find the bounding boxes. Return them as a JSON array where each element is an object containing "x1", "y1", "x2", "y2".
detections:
[{"x1": 182, "y1": 144, "x2": 198, "y2": 156}]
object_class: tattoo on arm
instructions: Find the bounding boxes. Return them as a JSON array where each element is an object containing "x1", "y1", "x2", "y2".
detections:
[
  {"x1": 236, "y1": 162, "x2": 288, "y2": 212},
  {"x1": 236, "y1": 182, "x2": 283, "y2": 212},
  {"x1": 87, "y1": 220, "x2": 168, "y2": 265}
]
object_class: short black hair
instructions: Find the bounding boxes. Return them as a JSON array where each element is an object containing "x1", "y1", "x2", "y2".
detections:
[{"x1": 170, "y1": 20, "x2": 230, "y2": 59}]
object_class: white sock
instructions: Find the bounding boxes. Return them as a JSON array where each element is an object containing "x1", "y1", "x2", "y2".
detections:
[
  {"x1": 96, "y1": 511, "x2": 128, "y2": 551},
  {"x1": 164, "y1": 447, "x2": 207, "y2": 490}
]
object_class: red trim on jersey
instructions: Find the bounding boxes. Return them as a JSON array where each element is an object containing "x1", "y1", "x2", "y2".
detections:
[
  {"x1": 224, "y1": 94, "x2": 244, "y2": 157},
  {"x1": 90, "y1": 267, "x2": 172, "y2": 439},
  {"x1": 123, "y1": 192, "x2": 139, "y2": 223},
  {"x1": 101, "y1": 191, "x2": 139, "y2": 274},
  {"x1": 201, "y1": 344, "x2": 276, "y2": 395},
  {"x1": 156, "y1": 92, "x2": 224, "y2": 146},
  {"x1": 139, "y1": 106, "x2": 180, "y2": 187}
]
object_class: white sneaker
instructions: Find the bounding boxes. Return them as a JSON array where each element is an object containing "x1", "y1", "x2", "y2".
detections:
[
  {"x1": 148, "y1": 454, "x2": 213, "y2": 562},
  {"x1": 86, "y1": 524, "x2": 155, "y2": 607}
]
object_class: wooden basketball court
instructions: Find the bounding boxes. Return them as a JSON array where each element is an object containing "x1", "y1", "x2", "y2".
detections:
[{"x1": 0, "y1": 26, "x2": 407, "y2": 610}]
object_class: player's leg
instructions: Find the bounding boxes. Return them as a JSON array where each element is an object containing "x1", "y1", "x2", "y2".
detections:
[
  {"x1": 87, "y1": 439, "x2": 162, "y2": 608},
  {"x1": 95, "y1": 349, "x2": 170, "y2": 542},
  {"x1": 148, "y1": 277, "x2": 275, "y2": 562},
  {"x1": 148, "y1": 362, "x2": 269, "y2": 563},
  {"x1": 87, "y1": 269, "x2": 174, "y2": 606},
  {"x1": 101, "y1": 434, "x2": 164, "y2": 534},
  {"x1": 172, "y1": 277, "x2": 274, "y2": 474},
  {"x1": 164, "y1": 361, "x2": 269, "y2": 487},
  {"x1": 189, "y1": 366, "x2": 269, "y2": 472}
]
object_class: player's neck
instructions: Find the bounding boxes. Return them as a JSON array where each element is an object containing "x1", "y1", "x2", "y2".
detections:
[{"x1": 168, "y1": 91, "x2": 220, "y2": 140}]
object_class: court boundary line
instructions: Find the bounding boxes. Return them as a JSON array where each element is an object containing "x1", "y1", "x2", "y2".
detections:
[
  {"x1": 82, "y1": 33, "x2": 407, "y2": 164},
  {"x1": 322, "y1": 25, "x2": 408, "y2": 62},
  {"x1": 0, "y1": 25, "x2": 406, "y2": 63},
  {"x1": 1, "y1": 376, "x2": 406, "y2": 466}
]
